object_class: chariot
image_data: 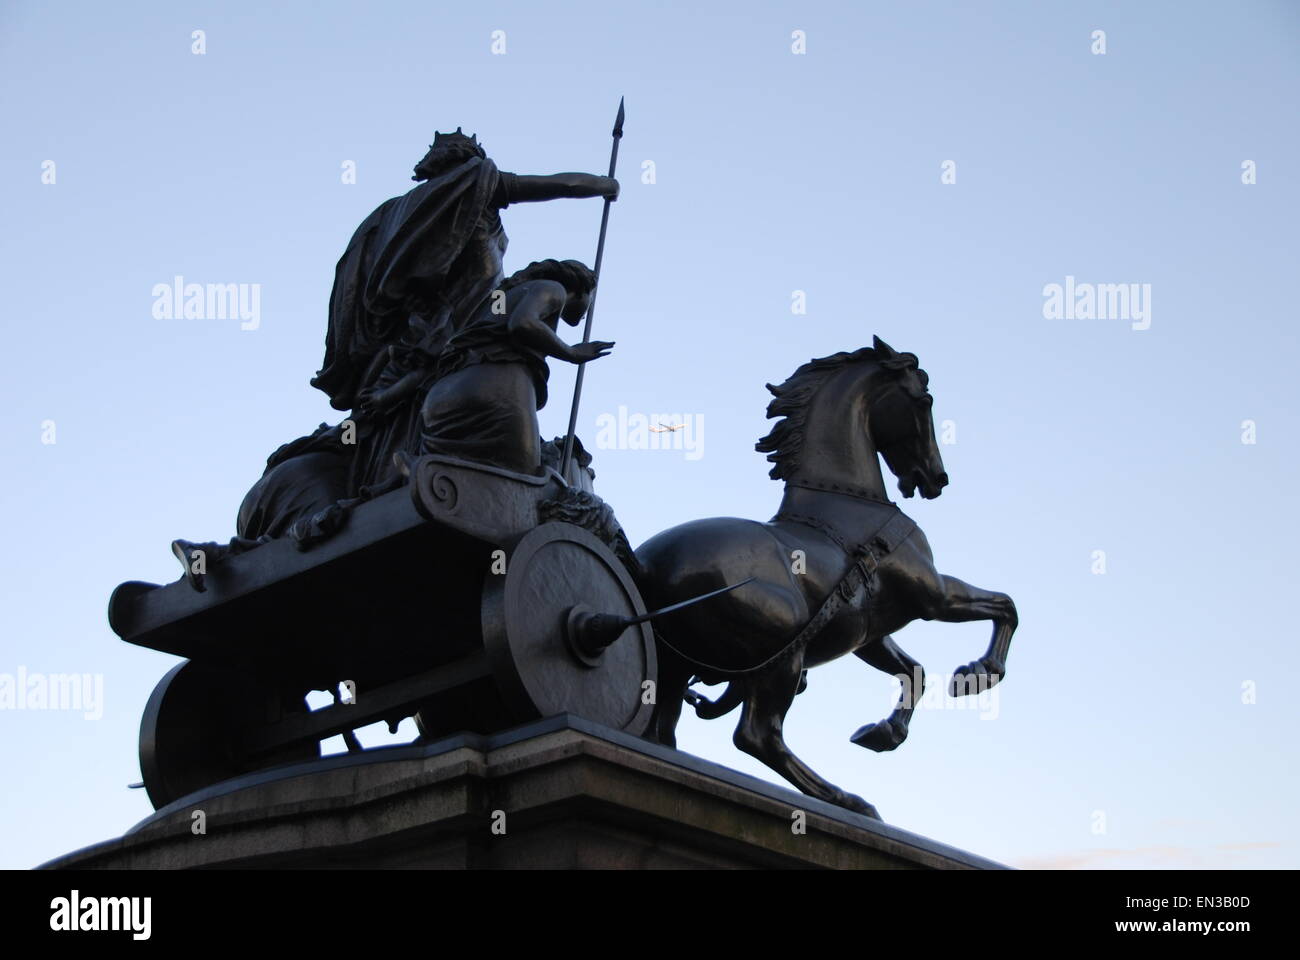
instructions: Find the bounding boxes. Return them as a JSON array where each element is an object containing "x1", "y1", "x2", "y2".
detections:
[{"x1": 108, "y1": 455, "x2": 657, "y2": 810}]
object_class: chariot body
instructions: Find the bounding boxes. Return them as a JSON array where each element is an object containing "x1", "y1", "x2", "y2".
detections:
[{"x1": 109, "y1": 455, "x2": 657, "y2": 810}]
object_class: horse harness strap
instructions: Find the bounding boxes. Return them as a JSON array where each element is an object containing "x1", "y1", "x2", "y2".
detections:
[
  {"x1": 654, "y1": 508, "x2": 917, "y2": 678},
  {"x1": 777, "y1": 507, "x2": 917, "y2": 652}
]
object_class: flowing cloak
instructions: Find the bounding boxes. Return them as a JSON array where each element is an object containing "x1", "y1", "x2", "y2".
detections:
[
  {"x1": 235, "y1": 158, "x2": 513, "y2": 539},
  {"x1": 311, "y1": 156, "x2": 510, "y2": 412},
  {"x1": 235, "y1": 423, "x2": 350, "y2": 540}
]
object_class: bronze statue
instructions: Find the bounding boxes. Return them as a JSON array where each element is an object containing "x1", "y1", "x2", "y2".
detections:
[
  {"x1": 634, "y1": 338, "x2": 1018, "y2": 819},
  {"x1": 172, "y1": 130, "x2": 620, "y2": 580},
  {"x1": 109, "y1": 108, "x2": 1018, "y2": 828},
  {"x1": 315, "y1": 128, "x2": 618, "y2": 495}
]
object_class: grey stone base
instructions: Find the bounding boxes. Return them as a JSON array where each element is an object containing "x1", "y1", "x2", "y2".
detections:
[{"x1": 41, "y1": 716, "x2": 1005, "y2": 869}]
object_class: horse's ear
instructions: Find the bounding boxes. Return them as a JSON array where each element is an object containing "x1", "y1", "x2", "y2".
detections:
[{"x1": 872, "y1": 335, "x2": 897, "y2": 358}]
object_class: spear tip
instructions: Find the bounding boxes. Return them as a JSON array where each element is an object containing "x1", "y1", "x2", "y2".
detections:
[{"x1": 613, "y1": 96, "x2": 625, "y2": 138}]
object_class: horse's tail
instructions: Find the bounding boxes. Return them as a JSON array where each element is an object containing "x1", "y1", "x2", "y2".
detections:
[
  {"x1": 631, "y1": 544, "x2": 745, "y2": 722},
  {"x1": 690, "y1": 680, "x2": 744, "y2": 719}
]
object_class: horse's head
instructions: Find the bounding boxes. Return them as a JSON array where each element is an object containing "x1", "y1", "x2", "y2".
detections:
[
  {"x1": 757, "y1": 339, "x2": 949, "y2": 502},
  {"x1": 867, "y1": 336, "x2": 948, "y2": 499}
]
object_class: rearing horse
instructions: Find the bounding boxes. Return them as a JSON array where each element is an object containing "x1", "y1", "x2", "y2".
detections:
[{"x1": 634, "y1": 337, "x2": 1017, "y2": 820}]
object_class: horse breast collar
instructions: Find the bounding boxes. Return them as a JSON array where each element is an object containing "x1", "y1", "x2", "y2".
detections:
[
  {"x1": 655, "y1": 506, "x2": 918, "y2": 678},
  {"x1": 775, "y1": 505, "x2": 917, "y2": 650},
  {"x1": 776, "y1": 503, "x2": 916, "y2": 568}
]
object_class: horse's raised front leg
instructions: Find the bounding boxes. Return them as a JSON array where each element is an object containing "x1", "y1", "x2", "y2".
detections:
[
  {"x1": 733, "y1": 650, "x2": 881, "y2": 820},
  {"x1": 849, "y1": 635, "x2": 924, "y2": 752},
  {"x1": 923, "y1": 575, "x2": 1017, "y2": 696}
]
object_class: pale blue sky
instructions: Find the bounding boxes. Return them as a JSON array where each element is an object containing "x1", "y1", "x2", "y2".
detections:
[{"x1": 2, "y1": 0, "x2": 1297, "y2": 869}]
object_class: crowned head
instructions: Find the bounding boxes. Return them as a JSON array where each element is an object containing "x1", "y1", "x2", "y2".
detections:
[{"x1": 412, "y1": 127, "x2": 487, "y2": 181}]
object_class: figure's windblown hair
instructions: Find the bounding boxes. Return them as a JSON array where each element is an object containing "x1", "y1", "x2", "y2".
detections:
[{"x1": 501, "y1": 259, "x2": 596, "y2": 297}]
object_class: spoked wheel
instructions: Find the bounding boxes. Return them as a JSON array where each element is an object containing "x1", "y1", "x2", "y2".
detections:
[{"x1": 139, "y1": 660, "x2": 316, "y2": 810}]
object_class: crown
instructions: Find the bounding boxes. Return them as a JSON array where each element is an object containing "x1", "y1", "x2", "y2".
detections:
[
  {"x1": 413, "y1": 127, "x2": 487, "y2": 180},
  {"x1": 430, "y1": 127, "x2": 481, "y2": 151}
]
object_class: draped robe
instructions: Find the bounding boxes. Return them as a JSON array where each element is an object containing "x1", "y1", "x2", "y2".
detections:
[
  {"x1": 238, "y1": 157, "x2": 512, "y2": 539},
  {"x1": 312, "y1": 156, "x2": 511, "y2": 494}
]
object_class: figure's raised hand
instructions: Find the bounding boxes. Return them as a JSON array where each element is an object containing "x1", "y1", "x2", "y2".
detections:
[
  {"x1": 603, "y1": 177, "x2": 620, "y2": 201},
  {"x1": 568, "y1": 340, "x2": 614, "y2": 363}
]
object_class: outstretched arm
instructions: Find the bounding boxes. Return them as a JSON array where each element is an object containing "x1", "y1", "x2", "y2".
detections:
[
  {"x1": 508, "y1": 281, "x2": 613, "y2": 364},
  {"x1": 501, "y1": 172, "x2": 618, "y2": 204}
]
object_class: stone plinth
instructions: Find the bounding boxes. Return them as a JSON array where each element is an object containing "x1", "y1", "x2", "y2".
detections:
[{"x1": 42, "y1": 716, "x2": 1005, "y2": 870}]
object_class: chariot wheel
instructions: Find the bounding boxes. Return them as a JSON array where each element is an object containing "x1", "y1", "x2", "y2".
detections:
[
  {"x1": 479, "y1": 522, "x2": 657, "y2": 735},
  {"x1": 139, "y1": 660, "x2": 315, "y2": 810}
]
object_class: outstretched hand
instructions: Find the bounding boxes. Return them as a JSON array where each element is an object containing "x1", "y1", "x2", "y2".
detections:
[
  {"x1": 603, "y1": 177, "x2": 620, "y2": 201},
  {"x1": 568, "y1": 340, "x2": 614, "y2": 363}
]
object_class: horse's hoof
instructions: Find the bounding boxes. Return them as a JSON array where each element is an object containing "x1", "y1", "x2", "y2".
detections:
[
  {"x1": 838, "y1": 793, "x2": 881, "y2": 820},
  {"x1": 850, "y1": 719, "x2": 907, "y2": 752},
  {"x1": 949, "y1": 659, "x2": 1003, "y2": 697}
]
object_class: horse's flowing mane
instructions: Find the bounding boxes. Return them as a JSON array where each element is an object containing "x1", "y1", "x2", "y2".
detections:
[{"x1": 755, "y1": 345, "x2": 918, "y2": 480}]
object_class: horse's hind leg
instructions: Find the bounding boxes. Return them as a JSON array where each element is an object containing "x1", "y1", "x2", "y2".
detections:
[
  {"x1": 733, "y1": 651, "x2": 881, "y2": 820},
  {"x1": 647, "y1": 648, "x2": 692, "y2": 748},
  {"x1": 850, "y1": 635, "x2": 924, "y2": 752}
]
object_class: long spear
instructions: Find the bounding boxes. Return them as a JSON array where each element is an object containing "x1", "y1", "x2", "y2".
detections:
[{"x1": 560, "y1": 96, "x2": 624, "y2": 479}]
